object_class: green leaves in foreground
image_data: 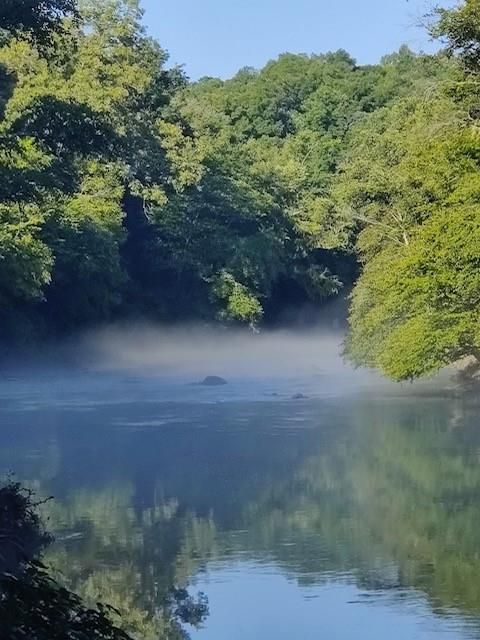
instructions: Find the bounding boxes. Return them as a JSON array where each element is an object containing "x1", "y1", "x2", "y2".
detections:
[
  {"x1": 0, "y1": 482, "x2": 209, "y2": 640},
  {"x1": 346, "y1": 207, "x2": 480, "y2": 380},
  {"x1": 335, "y1": 19, "x2": 480, "y2": 380}
]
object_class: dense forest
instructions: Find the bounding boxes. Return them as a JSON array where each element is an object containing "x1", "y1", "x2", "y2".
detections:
[{"x1": 0, "y1": 0, "x2": 479, "y2": 381}]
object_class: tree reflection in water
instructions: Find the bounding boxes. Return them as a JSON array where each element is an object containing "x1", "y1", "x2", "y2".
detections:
[{"x1": 2, "y1": 391, "x2": 480, "y2": 636}]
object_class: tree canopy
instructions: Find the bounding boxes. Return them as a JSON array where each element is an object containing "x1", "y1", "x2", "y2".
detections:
[{"x1": 0, "y1": 0, "x2": 478, "y2": 380}]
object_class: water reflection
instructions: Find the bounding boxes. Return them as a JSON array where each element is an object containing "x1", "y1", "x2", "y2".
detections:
[{"x1": 1, "y1": 372, "x2": 480, "y2": 639}]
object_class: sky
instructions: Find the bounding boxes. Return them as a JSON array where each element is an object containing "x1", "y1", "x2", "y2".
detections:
[{"x1": 140, "y1": 0, "x2": 451, "y2": 80}]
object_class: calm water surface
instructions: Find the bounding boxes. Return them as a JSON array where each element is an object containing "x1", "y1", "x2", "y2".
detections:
[{"x1": 1, "y1": 352, "x2": 480, "y2": 639}]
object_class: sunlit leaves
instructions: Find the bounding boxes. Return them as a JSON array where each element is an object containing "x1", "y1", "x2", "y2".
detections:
[{"x1": 346, "y1": 207, "x2": 480, "y2": 380}]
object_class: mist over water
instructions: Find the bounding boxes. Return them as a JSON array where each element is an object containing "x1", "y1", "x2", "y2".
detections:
[
  {"x1": 81, "y1": 324, "x2": 353, "y2": 378},
  {"x1": 2, "y1": 321, "x2": 454, "y2": 403}
]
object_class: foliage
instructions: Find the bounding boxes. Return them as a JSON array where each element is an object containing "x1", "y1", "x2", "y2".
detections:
[
  {"x1": 212, "y1": 271, "x2": 263, "y2": 325},
  {"x1": 1, "y1": 0, "x2": 441, "y2": 338},
  {"x1": 338, "y1": 2, "x2": 480, "y2": 379},
  {"x1": 0, "y1": 565, "x2": 135, "y2": 640},
  {"x1": 433, "y1": 0, "x2": 480, "y2": 71},
  {"x1": 0, "y1": 481, "x2": 208, "y2": 640},
  {"x1": 0, "y1": 482, "x2": 51, "y2": 572},
  {"x1": 0, "y1": 0, "x2": 479, "y2": 381},
  {"x1": 346, "y1": 207, "x2": 480, "y2": 380},
  {"x1": 332, "y1": 92, "x2": 469, "y2": 257},
  {"x1": 0, "y1": 481, "x2": 130, "y2": 639},
  {"x1": 0, "y1": 0, "x2": 78, "y2": 47}
]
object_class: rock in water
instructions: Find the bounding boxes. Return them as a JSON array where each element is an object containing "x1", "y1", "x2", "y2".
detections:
[
  {"x1": 292, "y1": 393, "x2": 308, "y2": 400},
  {"x1": 199, "y1": 376, "x2": 228, "y2": 386}
]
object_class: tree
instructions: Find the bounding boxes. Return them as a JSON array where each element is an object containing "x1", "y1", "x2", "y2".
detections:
[
  {"x1": 0, "y1": 0, "x2": 189, "y2": 335},
  {"x1": 433, "y1": 0, "x2": 480, "y2": 72},
  {"x1": 0, "y1": 0, "x2": 78, "y2": 45},
  {"x1": 346, "y1": 206, "x2": 480, "y2": 380},
  {"x1": 332, "y1": 92, "x2": 468, "y2": 257},
  {"x1": 339, "y1": 2, "x2": 480, "y2": 380},
  {"x1": 1, "y1": 0, "x2": 477, "y2": 353}
]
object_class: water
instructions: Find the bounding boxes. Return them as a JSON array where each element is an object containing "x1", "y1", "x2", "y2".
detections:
[{"x1": 1, "y1": 344, "x2": 480, "y2": 639}]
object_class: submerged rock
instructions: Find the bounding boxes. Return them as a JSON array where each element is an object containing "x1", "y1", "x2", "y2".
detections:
[{"x1": 199, "y1": 376, "x2": 228, "y2": 386}]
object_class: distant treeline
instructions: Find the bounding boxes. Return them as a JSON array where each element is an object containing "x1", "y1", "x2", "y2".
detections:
[{"x1": 0, "y1": 0, "x2": 479, "y2": 380}]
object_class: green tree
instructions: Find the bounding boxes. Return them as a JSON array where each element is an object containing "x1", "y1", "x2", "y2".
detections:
[
  {"x1": 338, "y1": 4, "x2": 480, "y2": 380},
  {"x1": 346, "y1": 206, "x2": 480, "y2": 380},
  {"x1": 0, "y1": 0, "x2": 78, "y2": 46},
  {"x1": 0, "y1": 0, "x2": 190, "y2": 335},
  {"x1": 434, "y1": 0, "x2": 480, "y2": 71}
]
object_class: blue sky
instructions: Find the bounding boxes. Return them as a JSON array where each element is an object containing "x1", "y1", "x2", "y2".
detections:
[{"x1": 141, "y1": 0, "x2": 447, "y2": 80}]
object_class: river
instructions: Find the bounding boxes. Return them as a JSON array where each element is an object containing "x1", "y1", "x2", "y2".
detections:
[{"x1": 1, "y1": 329, "x2": 479, "y2": 639}]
